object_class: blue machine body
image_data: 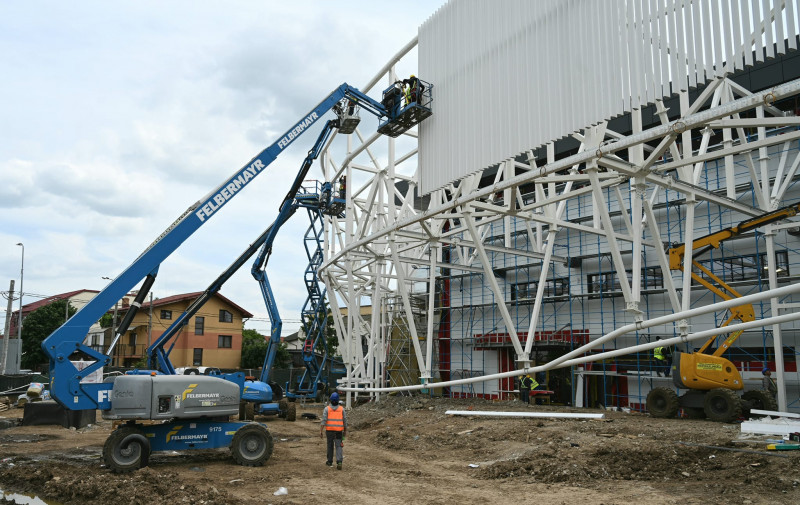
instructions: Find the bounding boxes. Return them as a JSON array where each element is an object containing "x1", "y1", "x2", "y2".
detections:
[{"x1": 143, "y1": 420, "x2": 250, "y2": 452}]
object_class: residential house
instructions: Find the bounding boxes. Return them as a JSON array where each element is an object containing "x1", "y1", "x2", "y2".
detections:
[
  {"x1": 115, "y1": 292, "x2": 253, "y2": 369},
  {"x1": 5, "y1": 289, "x2": 100, "y2": 340}
]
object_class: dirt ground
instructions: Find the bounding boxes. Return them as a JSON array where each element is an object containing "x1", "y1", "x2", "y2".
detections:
[{"x1": 1, "y1": 396, "x2": 799, "y2": 505}]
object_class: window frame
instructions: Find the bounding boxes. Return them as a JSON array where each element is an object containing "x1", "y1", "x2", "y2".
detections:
[
  {"x1": 195, "y1": 316, "x2": 205, "y2": 335},
  {"x1": 219, "y1": 309, "x2": 233, "y2": 323},
  {"x1": 160, "y1": 309, "x2": 172, "y2": 320},
  {"x1": 588, "y1": 266, "x2": 665, "y2": 294},
  {"x1": 218, "y1": 335, "x2": 233, "y2": 348},
  {"x1": 511, "y1": 277, "x2": 569, "y2": 300}
]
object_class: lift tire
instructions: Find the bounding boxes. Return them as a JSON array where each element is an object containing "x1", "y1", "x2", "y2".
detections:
[
  {"x1": 278, "y1": 398, "x2": 289, "y2": 419},
  {"x1": 683, "y1": 407, "x2": 706, "y2": 419},
  {"x1": 646, "y1": 387, "x2": 679, "y2": 418},
  {"x1": 742, "y1": 390, "x2": 778, "y2": 414},
  {"x1": 286, "y1": 402, "x2": 297, "y2": 422},
  {"x1": 230, "y1": 423, "x2": 273, "y2": 467},
  {"x1": 184, "y1": 368, "x2": 200, "y2": 375},
  {"x1": 239, "y1": 401, "x2": 255, "y2": 421},
  {"x1": 703, "y1": 388, "x2": 742, "y2": 423},
  {"x1": 103, "y1": 426, "x2": 151, "y2": 473}
]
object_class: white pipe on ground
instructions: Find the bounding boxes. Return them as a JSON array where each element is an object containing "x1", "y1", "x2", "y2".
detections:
[{"x1": 445, "y1": 410, "x2": 605, "y2": 419}]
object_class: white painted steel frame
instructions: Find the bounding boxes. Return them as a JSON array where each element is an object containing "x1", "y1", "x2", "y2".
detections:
[
  {"x1": 321, "y1": 75, "x2": 800, "y2": 410},
  {"x1": 314, "y1": 4, "x2": 800, "y2": 411}
]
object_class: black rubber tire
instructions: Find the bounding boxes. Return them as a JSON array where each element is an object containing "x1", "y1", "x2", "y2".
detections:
[
  {"x1": 683, "y1": 407, "x2": 706, "y2": 419},
  {"x1": 742, "y1": 390, "x2": 778, "y2": 413},
  {"x1": 103, "y1": 426, "x2": 150, "y2": 473},
  {"x1": 239, "y1": 401, "x2": 255, "y2": 421},
  {"x1": 230, "y1": 423, "x2": 273, "y2": 467},
  {"x1": 286, "y1": 402, "x2": 297, "y2": 422},
  {"x1": 315, "y1": 383, "x2": 327, "y2": 403},
  {"x1": 184, "y1": 368, "x2": 199, "y2": 375},
  {"x1": 646, "y1": 387, "x2": 679, "y2": 418},
  {"x1": 704, "y1": 388, "x2": 742, "y2": 423},
  {"x1": 278, "y1": 398, "x2": 289, "y2": 419}
]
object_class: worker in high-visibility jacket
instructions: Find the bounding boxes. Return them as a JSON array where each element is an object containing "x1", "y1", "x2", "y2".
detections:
[
  {"x1": 520, "y1": 374, "x2": 538, "y2": 405},
  {"x1": 653, "y1": 337, "x2": 672, "y2": 377},
  {"x1": 320, "y1": 392, "x2": 347, "y2": 470},
  {"x1": 762, "y1": 368, "x2": 777, "y2": 397}
]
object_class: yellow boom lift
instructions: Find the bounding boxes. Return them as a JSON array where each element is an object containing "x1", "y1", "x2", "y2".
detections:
[{"x1": 646, "y1": 203, "x2": 800, "y2": 422}]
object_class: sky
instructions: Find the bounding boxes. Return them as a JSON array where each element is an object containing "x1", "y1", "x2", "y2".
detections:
[{"x1": 0, "y1": 1, "x2": 444, "y2": 336}]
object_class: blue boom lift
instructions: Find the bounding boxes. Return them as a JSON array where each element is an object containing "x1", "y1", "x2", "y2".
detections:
[{"x1": 41, "y1": 80, "x2": 432, "y2": 471}]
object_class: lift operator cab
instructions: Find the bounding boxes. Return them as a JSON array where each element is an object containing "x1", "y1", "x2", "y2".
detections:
[{"x1": 42, "y1": 79, "x2": 433, "y2": 472}]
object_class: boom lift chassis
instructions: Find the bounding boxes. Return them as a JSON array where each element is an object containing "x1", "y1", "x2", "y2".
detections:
[{"x1": 646, "y1": 203, "x2": 800, "y2": 422}]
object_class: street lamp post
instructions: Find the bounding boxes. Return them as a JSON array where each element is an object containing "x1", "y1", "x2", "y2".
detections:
[{"x1": 16, "y1": 243, "x2": 23, "y2": 372}]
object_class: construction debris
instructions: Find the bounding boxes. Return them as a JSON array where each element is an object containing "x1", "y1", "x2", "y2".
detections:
[
  {"x1": 741, "y1": 416, "x2": 800, "y2": 436},
  {"x1": 766, "y1": 443, "x2": 800, "y2": 451},
  {"x1": 750, "y1": 408, "x2": 800, "y2": 419},
  {"x1": 677, "y1": 441, "x2": 790, "y2": 458}
]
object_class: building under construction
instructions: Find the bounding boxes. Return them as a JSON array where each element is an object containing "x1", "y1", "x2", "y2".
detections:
[{"x1": 317, "y1": 0, "x2": 800, "y2": 416}]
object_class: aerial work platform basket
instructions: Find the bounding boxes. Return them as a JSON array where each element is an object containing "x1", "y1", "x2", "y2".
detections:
[{"x1": 377, "y1": 78, "x2": 433, "y2": 138}]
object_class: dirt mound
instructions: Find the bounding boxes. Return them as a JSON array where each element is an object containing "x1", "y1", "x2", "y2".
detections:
[
  {"x1": 0, "y1": 463, "x2": 243, "y2": 505},
  {"x1": 1, "y1": 398, "x2": 800, "y2": 505}
]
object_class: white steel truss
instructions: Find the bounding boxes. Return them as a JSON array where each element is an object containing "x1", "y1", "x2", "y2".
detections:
[{"x1": 316, "y1": 35, "x2": 800, "y2": 410}]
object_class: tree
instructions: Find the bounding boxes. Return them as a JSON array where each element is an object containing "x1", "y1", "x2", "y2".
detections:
[
  {"x1": 22, "y1": 299, "x2": 77, "y2": 370},
  {"x1": 240, "y1": 329, "x2": 290, "y2": 369},
  {"x1": 273, "y1": 341, "x2": 291, "y2": 369}
]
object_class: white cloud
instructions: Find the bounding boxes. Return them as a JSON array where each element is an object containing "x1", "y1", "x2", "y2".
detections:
[{"x1": 0, "y1": 0, "x2": 441, "y2": 336}]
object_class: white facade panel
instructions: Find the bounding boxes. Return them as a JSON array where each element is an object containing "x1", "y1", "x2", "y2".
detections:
[{"x1": 418, "y1": 0, "x2": 799, "y2": 195}]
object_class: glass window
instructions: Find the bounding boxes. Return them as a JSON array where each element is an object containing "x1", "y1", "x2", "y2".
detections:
[
  {"x1": 699, "y1": 251, "x2": 789, "y2": 283},
  {"x1": 588, "y1": 267, "x2": 664, "y2": 294},
  {"x1": 511, "y1": 277, "x2": 569, "y2": 300},
  {"x1": 193, "y1": 348, "x2": 203, "y2": 366},
  {"x1": 161, "y1": 310, "x2": 172, "y2": 320},
  {"x1": 195, "y1": 316, "x2": 204, "y2": 335},
  {"x1": 219, "y1": 309, "x2": 233, "y2": 323},
  {"x1": 642, "y1": 266, "x2": 664, "y2": 289},
  {"x1": 587, "y1": 271, "x2": 618, "y2": 293},
  {"x1": 218, "y1": 335, "x2": 232, "y2": 348}
]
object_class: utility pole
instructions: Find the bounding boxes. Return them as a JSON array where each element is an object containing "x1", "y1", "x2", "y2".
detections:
[
  {"x1": 1, "y1": 280, "x2": 15, "y2": 375},
  {"x1": 15, "y1": 243, "x2": 24, "y2": 373}
]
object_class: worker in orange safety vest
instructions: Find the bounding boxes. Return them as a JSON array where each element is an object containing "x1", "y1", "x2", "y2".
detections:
[{"x1": 320, "y1": 392, "x2": 347, "y2": 470}]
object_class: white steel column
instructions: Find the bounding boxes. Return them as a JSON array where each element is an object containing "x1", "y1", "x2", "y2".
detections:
[
  {"x1": 389, "y1": 236, "x2": 428, "y2": 375},
  {"x1": 424, "y1": 241, "x2": 439, "y2": 382},
  {"x1": 764, "y1": 227, "x2": 788, "y2": 411},
  {"x1": 586, "y1": 163, "x2": 634, "y2": 303},
  {"x1": 463, "y1": 210, "x2": 525, "y2": 360}
]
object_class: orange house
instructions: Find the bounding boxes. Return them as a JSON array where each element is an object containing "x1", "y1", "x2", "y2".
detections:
[{"x1": 116, "y1": 292, "x2": 253, "y2": 369}]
